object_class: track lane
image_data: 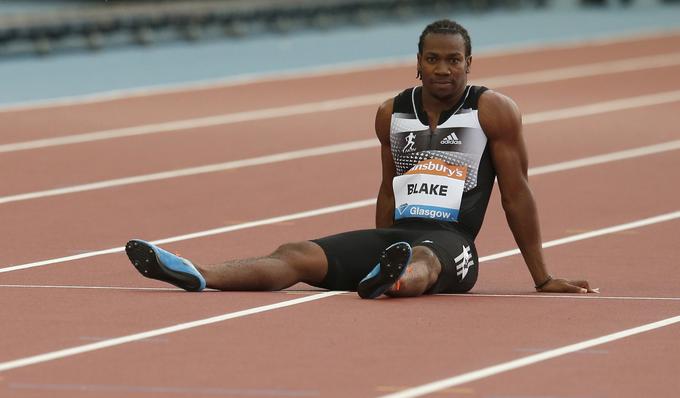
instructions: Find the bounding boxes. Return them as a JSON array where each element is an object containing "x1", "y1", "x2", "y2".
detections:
[
  {"x1": 475, "y1": 212, "x2": 680, "y2": 298},
  {"x1": 461, "y1": 319, "x2": 680, "y2": 398},
  {"x1": 1, "y1": 76, "x2": 679, "y2": 197},
  {"x1": 0, "y1": 148, "x2": 677, "y2": 286},
  {"x1": 3, "y1": 283, "x2": 678, "y2": 397},
  {"x1": 0, "y1": 33, "x2": 679, "y2": 144},
  {"x1": 0, "y1": 288, "x2": 305, "y2": 362},
  {"x1": 2, "y1": 54, "x2": 679, "y2": 159},
  {"x1": 2, "y1": 58, "x2": 679, "y2": 156}
]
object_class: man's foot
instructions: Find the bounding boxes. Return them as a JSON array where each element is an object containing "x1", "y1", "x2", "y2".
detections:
[
  {"x1": 357, "y1": 242, "x2": 412, "y2": 299},
  {"x1": 125, "y1": 239, "x2": 206, "y2": 292}
]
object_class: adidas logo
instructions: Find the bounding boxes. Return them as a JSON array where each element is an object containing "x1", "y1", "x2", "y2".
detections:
[{"x1": 440, "y1": 132, "x2": 462, "y2": 145}]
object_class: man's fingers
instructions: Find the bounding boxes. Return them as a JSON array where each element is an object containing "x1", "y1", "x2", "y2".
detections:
[
  {"x1": 562, "y1": 283, "x2": 588, "y2": 294},
  {"x1": 537, "y1": 278, "x2": 598, "y2": 294},
  {"x1": 570, "y1": 280, "x2": 590, "y2": 289},
  {"x1": 570, "y1": 280, "x2": 599, "y2": 293}
]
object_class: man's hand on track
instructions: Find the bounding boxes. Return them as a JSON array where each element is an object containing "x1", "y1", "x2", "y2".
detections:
[{"x1": 537, "y1": 278, "x2": 599, "y2": 294}]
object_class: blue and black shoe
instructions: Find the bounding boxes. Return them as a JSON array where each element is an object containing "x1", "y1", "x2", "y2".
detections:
[
  {"x1": 357, "y1": 242, "x2": 412, "y2": 299},
  {"x1": 125, "y1": 239, "x2": 206, "y2": 292}
]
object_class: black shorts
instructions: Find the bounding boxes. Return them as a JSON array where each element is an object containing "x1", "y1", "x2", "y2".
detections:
[{"x1": 310, "y1": 218, "x2": 478, "y2": 294}]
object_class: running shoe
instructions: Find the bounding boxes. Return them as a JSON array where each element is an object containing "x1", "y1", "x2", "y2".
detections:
[
  {"x1": 357, "y1": 242, "x2": 412, "y2": 299},
  {"x1": 125, "y1": 239, "x2": 206, "y2": 292}
]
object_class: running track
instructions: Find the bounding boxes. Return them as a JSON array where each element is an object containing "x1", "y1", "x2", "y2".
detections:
[{"x1": 0, "y1": 31, "x2": 679, "y2": 398}]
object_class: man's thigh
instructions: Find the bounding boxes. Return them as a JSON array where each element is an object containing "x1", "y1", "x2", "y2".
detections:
[{"x1": 415, "y1": 230, "x2": 479, "y2": 294}]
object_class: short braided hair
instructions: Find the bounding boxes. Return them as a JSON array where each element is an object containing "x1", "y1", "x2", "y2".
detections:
[{"x1": 417, "y1": 19, "x2": 471, "y2": 79}]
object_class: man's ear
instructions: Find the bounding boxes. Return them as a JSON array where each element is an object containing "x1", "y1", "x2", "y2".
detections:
[
  {"x1": 416, "y1": 53, "x2": 423, "y2": 78},
  {"x1": 465, "y1": 56, "x2": 472, "y2": 74}
]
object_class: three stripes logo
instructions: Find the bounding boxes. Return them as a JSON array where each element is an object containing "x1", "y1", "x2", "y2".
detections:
[
  {"x1": 441, "y1": 132, "x2": 462, "y2": 145},
  {"x1": 455, "y1": 245, "x2": 474, "y2": 280}
]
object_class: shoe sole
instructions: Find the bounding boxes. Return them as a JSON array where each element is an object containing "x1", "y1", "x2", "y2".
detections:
[
  {"x1": 125, "y1": 240, "x2": 203, "y2": 292},
  {"x1": 357, "y1": 242, "x2": 412, "y2": 299}
]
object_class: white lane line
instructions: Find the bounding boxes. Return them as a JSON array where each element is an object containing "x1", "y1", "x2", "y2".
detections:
[
  {"x1": 8, "y1": 382, "x2": 319, "y2": 396},
  {"x1": 2, "y1": 53, "x2": 680, "y2": 154},
  {"x1": 0, "y1": 93, "x2": 384, "y2": 154},
  {"x1": 2, "y1": 93, "x2": 680, "y2": 206},
  {"x1": 0, "y1": 139, "x2": 377, "y2": 204},
  {"x1": 0, "y1": 284, "x2": 178, "y2": 292},
  {"x1": 479, "y1": 211, "x2": 680, "y2": 263},
  {"x1": 1, "y1": 138, "x2": 679, "y2": 272},
  {"x1": 446, "y1": 294, "x2": 680, "y2": 301},
  {"x1": 1, "y1": 284, "x2": 679, "y2": 302},
  {"x1": 528, "y1": 140, "x2": 680, "y2": 176},
  {"x1": 0, "y1": 290, "x2": 344, "y2": 373},
  {"x1": 479, "y1": 51, "x2": 680, "y2": 89},
  {"x1": 524, "y1": 90, "x2": 680, "y2": 125},
  {"x1": 0, "y1": 199, "x2": 376, "y2": 274},
  {"x1": 379, "y1": 315, "x2": 680, "y2": 398},
  {"x1": 0, "y1": 211, "x2": 678, "y2": 373},
  {"x1": 1, "y1": 29, "x2": 677, "y2": 114}
]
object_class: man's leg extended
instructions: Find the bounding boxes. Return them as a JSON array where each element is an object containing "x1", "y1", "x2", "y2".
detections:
[
  {"x1": 126, "y1": 239, "x2": 328, "y2": 292},
  {"x1": 197, "y1": 241, "x2": 328, "y2": 291}
]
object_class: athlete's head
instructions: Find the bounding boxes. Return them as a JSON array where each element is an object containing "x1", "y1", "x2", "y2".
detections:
[{"x1": 417, "y1": 20, "x2": 472, "y2": 101}]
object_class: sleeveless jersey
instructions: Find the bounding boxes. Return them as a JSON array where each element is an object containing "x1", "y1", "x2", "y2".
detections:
[{"x1": 390, "y1": 85, "x2": 495, "y2": 238}]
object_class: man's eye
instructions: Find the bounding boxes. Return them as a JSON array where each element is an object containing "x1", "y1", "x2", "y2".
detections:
[
  {"x1": 449, "y1": 58, "x2": 461, "y2": 64},
  {"x1": 427, "y1": 57, "x2": 437, "y2": 63}
]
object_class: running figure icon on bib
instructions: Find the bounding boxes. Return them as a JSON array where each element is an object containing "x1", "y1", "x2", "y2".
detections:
[{"x1": 393, "y1": 158, "x2": 467, "y2": 222}]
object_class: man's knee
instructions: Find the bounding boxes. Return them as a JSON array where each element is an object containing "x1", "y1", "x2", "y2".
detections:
[
  {"x1": 385, "y1": 246, "x2": 441, "y2": 298},
  {"x1": 412, "y1": 245, "x2": 437, "y2": 263},
  {"x1": 411, "y1": 245, "x2": 441, "y2": 283},
  {"x1": 271, "y1": 241, "x2": 318, "y2": 262},
  {"x1": 271, "y1": 241, "x2": 327, "y2": 283}
]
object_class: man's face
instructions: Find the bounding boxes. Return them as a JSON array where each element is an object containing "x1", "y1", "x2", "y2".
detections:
[{"x1": 417, "y1": 33, "x2": 470, "y2": 101}]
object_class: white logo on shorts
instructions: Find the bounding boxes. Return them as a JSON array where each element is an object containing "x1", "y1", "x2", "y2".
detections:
[{"x1": 454, "y1": 245, "x2": 474, "y2": 280}]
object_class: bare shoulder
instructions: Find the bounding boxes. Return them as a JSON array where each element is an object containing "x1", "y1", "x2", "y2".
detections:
[
  {"x1": 375, "y1": 98, "x2": 394, "y2": 145},
  {"x1": 478, "y1": 89, "x2": 522, "y2": 141}
]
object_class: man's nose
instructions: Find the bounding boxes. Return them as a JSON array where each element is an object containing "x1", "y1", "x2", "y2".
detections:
[{"x1": 434, "y1": 61, "x2": 451, "y2": 75}]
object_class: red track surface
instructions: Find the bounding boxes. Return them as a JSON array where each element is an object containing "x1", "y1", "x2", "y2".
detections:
[{"x1": 1, "y1": 33, "x2": 679, "y2": 397}]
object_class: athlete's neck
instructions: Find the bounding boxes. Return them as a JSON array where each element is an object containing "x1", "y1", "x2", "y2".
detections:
[
  {"x1": 421, "y1": 84, "x2": 467, "y2": 114},
  {"x1": 421, "y1": 84, "x2": 467, "y2": 130}
]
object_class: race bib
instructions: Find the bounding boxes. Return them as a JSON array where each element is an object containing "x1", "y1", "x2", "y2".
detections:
[{"x1": 393, "y1": 158, "x2": 467, "y2": 222}]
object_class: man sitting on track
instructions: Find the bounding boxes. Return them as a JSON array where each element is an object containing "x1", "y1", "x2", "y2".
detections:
[{"x1": 125, "y1": 19, "x2": 597, "y2": 298}]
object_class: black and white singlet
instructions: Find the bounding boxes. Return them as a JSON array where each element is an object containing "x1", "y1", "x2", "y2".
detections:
[{"x1": 390, "y1": 85, "x2": 495, "y2": 238}]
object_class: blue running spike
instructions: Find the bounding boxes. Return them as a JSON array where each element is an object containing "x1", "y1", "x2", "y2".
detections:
[
  {"x1": 125, "y1": 239, "x2": 206, "y2": 292},
  {"x1": 357, "y1": 242, "x2": 412, "y2": 299}
]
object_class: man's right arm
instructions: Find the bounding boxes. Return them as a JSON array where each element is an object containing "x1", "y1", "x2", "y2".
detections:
[{"x1": 375, "y1": 99, "x2": 396, "y2": 228}]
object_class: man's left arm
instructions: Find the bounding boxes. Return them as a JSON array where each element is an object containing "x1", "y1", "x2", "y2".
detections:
[{"x1": 479, "y1": 90, "x2": 597, "y2": 294}]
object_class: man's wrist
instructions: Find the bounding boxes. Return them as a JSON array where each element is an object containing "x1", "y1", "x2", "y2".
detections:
[{"x1": 534, "y1": 275, "x2": 553, "y2": 290}]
